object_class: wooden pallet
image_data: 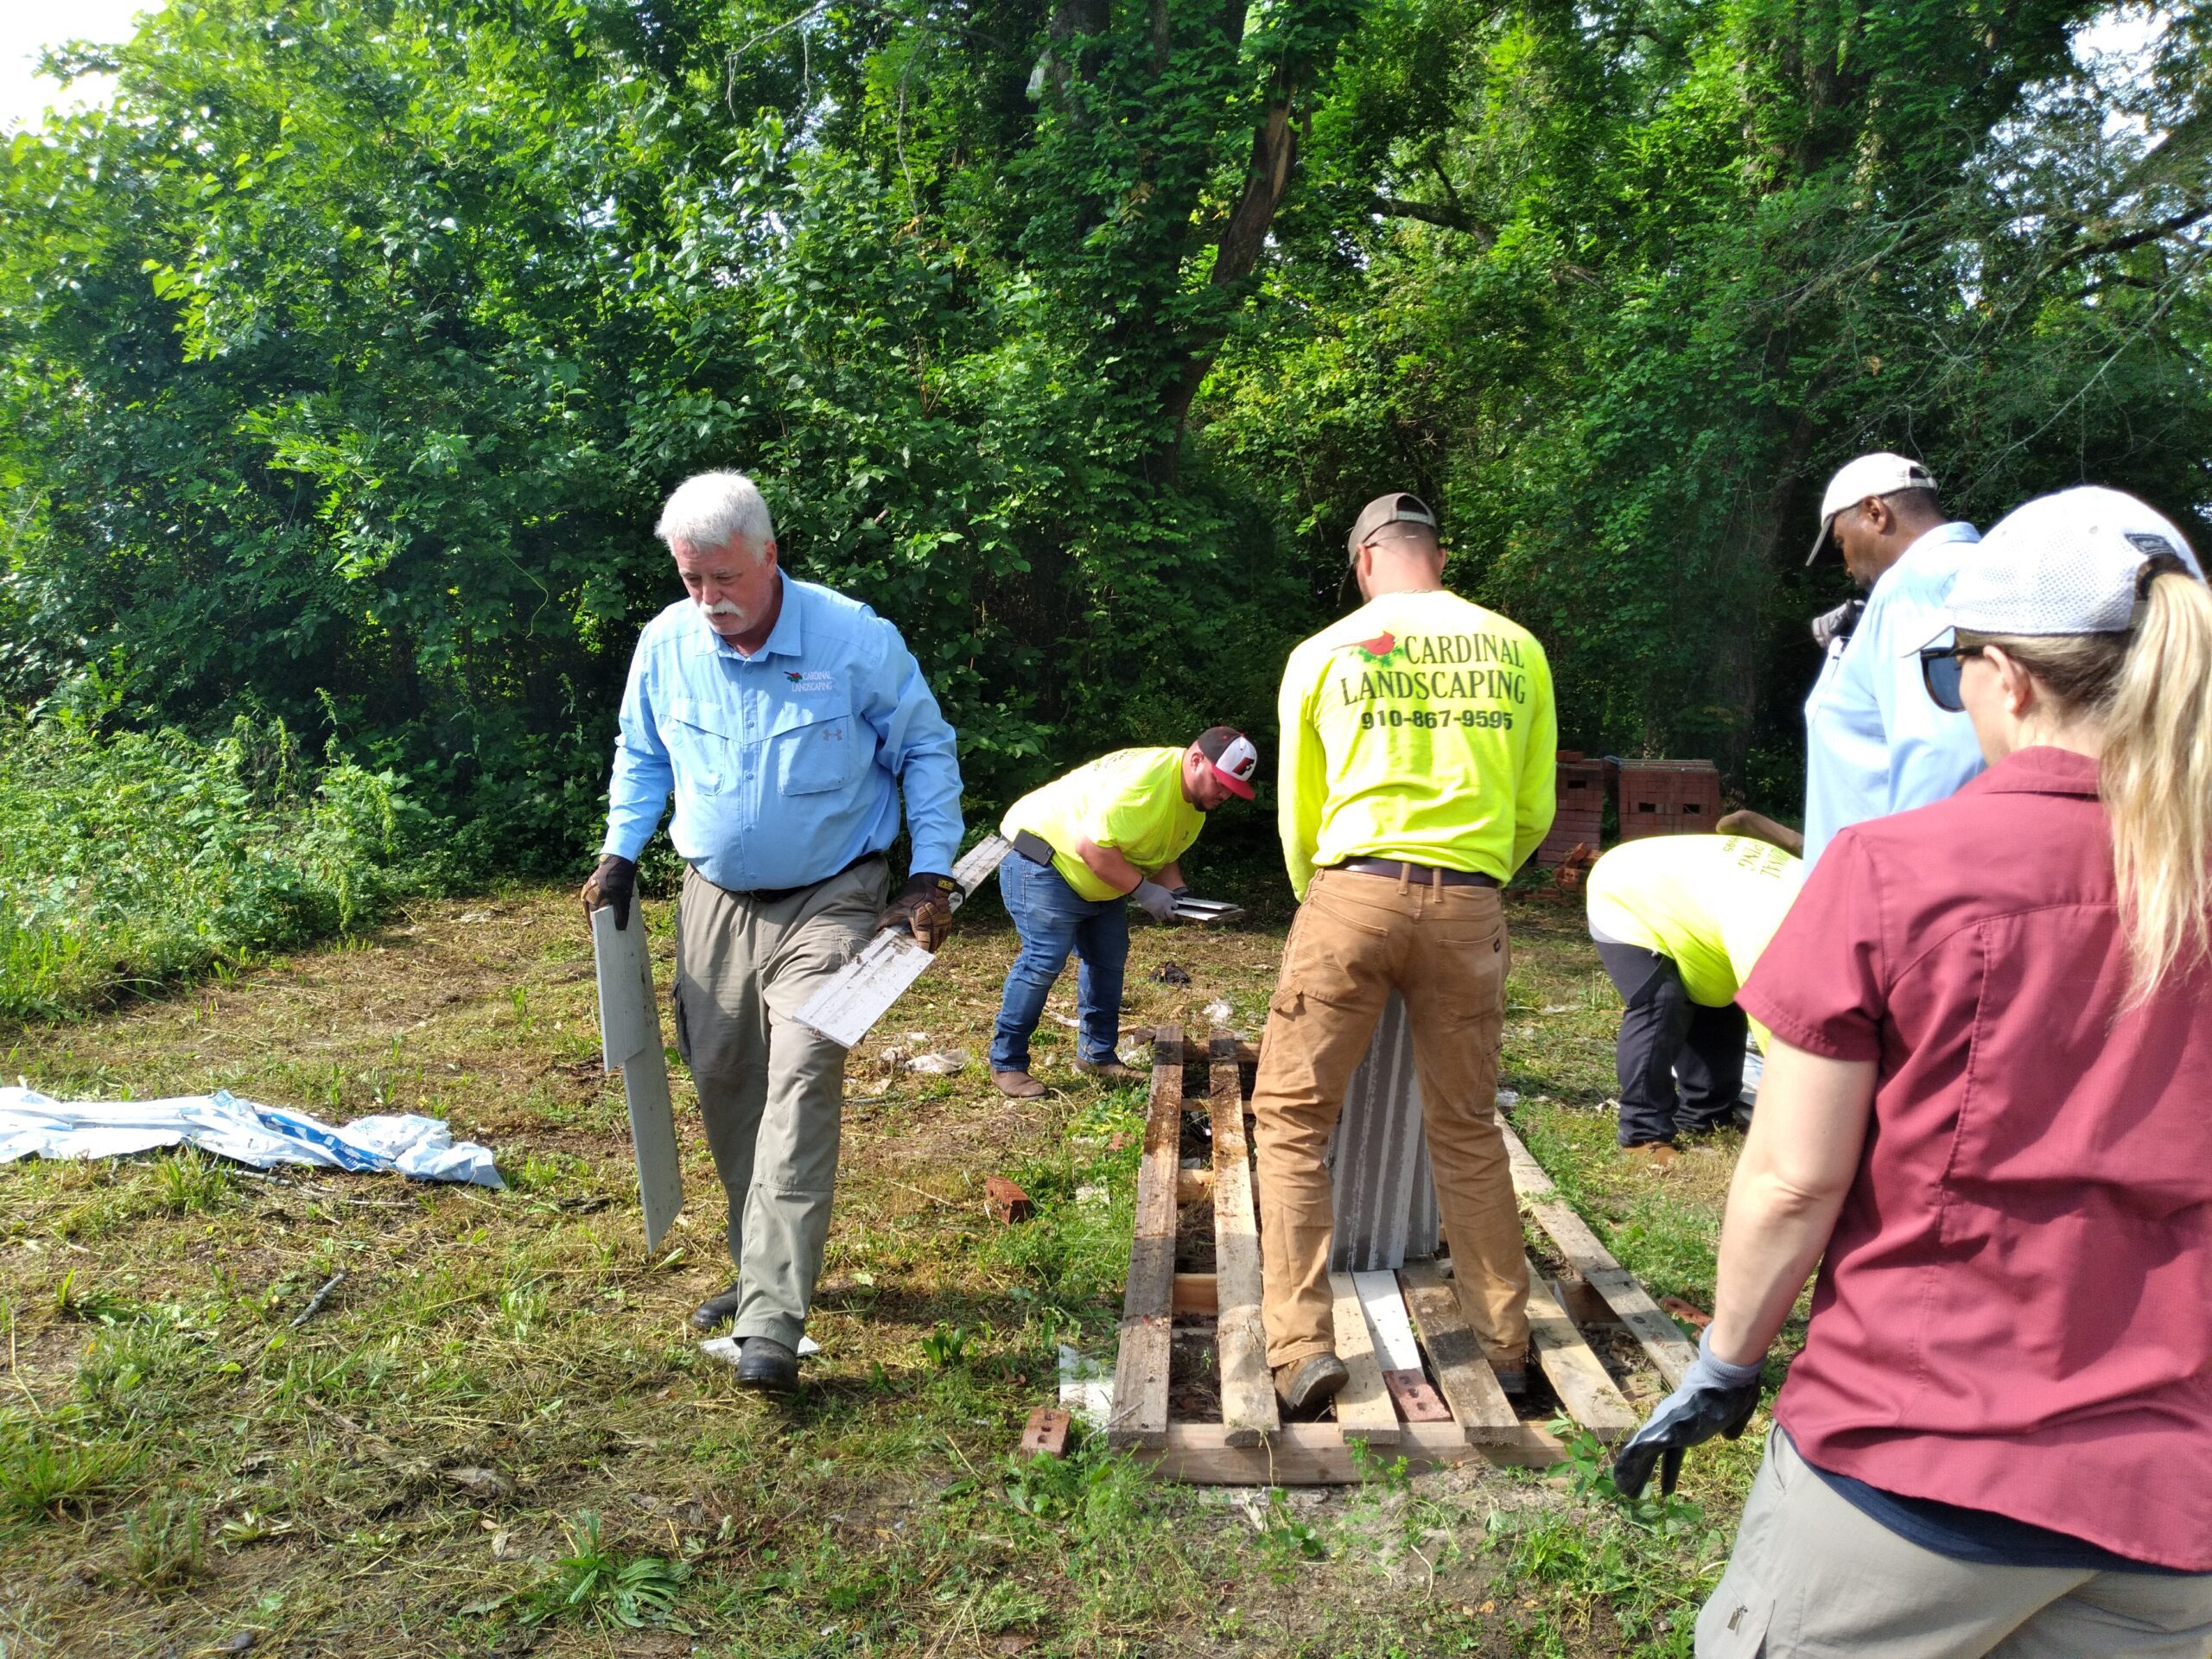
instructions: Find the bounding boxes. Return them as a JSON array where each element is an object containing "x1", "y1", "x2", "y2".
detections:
[{"x1": 1110, "y1": 1026, "x2": 1671, "y2": 1484}]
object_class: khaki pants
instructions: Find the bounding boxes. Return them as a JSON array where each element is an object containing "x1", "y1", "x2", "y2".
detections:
[
  {"x1": 1249, "y1": 866, "x2": 1527, "y2": 1371},
  {"x1": 672, "y1": 856, "x2": 887, "y2": 1350},
  {"x1": 1700, "y1": 1427, "x2": 2212, "y2": 1657}
]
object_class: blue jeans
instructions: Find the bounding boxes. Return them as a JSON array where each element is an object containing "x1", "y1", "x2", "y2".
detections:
[{"x1": 990, "y1": 854, "x2": 1130, "y2": 1072}]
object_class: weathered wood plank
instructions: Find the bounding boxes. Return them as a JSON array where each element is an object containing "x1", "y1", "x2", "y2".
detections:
[
  {"x1": 1499, "y1": 1124, "x2": 1698, "y2": 1389},
  {"x1": 1210, "y1": 1028, "x2": 1277, "y2": 1448},
  {"x1": 1135, "y1": 1421, "x2": 1565, "y2": 1484},
  {"x1": 1108, "y1": 1029, "x2": 1185, "y2": 1449},
  {"x1": 1398, "y1": 1262, "x2": 1517, "y2": 1445},
  {"x1": 1524, "y1": 1257, "x2": 1639, "y2": 1443},
  {"x1": 1326, "y1": 1272, "x2": 1400, "y2": 1446}
]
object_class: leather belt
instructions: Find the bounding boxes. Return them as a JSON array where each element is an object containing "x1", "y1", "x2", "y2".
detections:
[
  {"x1": 711, "y1": 850, "x2": 883, "y2": 906},
  {"x1": 1331, "y1": 858, "x2": 1500, "y2": 889}
]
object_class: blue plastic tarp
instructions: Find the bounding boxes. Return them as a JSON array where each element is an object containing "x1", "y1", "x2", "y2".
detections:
[{"x1": 0, "y1": 1085, "x2": 503, "y2": 1188}]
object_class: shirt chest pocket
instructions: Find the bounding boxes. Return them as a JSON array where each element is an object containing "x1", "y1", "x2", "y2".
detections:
[
  {"x1": 663, "y1": 696, "x2": 737, "y2": 794},
  {"x1": 760, "y1": 699, "x2": 866, "y2": 798}
]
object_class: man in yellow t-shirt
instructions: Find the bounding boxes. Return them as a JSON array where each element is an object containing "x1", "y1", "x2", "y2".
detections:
[
  {"x1": 1584, "y1": 834, "x2": 1803, "y2": 1154},
  {"x1": 1251, "y1": 491, "x2": 1558, "y2": 1415},
  {"x1": 988, "y1": 728, "x2": 1260, "y2": 1099}
]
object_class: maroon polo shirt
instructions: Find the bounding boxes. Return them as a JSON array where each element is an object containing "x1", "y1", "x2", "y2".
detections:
[{"x1": 1739, "y1": 746, "x2": 2212, "y2": 1571}]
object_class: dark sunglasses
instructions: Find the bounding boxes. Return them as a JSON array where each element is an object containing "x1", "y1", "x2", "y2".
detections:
[{"x1": 1918, "y1": 643, "x2": 1986, "y2": 712}]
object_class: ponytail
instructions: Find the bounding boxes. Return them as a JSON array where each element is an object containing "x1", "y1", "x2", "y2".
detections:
[
  {"x1": 1968, "y1": 569, "x2": 2212, "y2": 1001},
  {"x1": 2101, "y1": 571, "x2": 2212, "y2": 1001}
]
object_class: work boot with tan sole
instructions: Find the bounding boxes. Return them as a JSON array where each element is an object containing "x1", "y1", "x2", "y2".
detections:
[
  {"x1": 1274, "y1": 1354, "x2": 1350, "y2": 1418},
  {"x1": 992, "y1": 1069, "x2": 1046, "y2": 1099}
]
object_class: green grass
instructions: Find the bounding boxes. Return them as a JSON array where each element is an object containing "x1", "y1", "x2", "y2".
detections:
[
  {"x1": 0, "y1": 712, "x2": 434, "y2": 1022},
  {"x1": 0, "y1": 880, "x2": 1767, "y2": 1656}
]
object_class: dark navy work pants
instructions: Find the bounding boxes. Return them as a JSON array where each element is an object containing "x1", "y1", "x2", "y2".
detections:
[{"x1": 1592, "y1": 937, "x2": 1747, "y2": 1147}]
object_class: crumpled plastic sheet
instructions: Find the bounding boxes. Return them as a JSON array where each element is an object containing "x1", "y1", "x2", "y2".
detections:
[{"x1": 0, "y1": 1085, "x2": 504, "y2": 1188}]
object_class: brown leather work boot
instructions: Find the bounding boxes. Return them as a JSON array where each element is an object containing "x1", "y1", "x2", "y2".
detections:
[
  {"x1": 1273, "y1": 1353, "x2": 1350, "y2": 1417},
  {"x1": 992, "y1": 1069, "x2": 1046, "y2": 1099},
  {"x1": 1491, "y1": 1344, "x2": 1535, "y2": 1397}
]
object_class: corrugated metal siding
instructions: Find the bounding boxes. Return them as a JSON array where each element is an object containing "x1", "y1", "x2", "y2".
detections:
[{"x1": 1325, "y1": 992, "x2": 1441, "y2": 1271}]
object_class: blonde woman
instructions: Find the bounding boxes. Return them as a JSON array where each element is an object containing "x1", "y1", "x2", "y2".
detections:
[{"x1": 1614, "y1": 487, "x2": 2212, "y2": 1656}]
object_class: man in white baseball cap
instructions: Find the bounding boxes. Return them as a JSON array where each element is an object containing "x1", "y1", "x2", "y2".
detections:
[{"x1": 1723, "y1": 452, "x2": 1984, "y2": 866}]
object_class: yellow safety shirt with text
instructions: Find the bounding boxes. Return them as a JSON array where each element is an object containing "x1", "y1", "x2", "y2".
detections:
[
  {"x1": 1001, "y1": 747, "x2": 1205, "y2": 902},
  {"x1": 1585, "y1": 835, "x2": 1804, "y2": 1011},
  {"x1": 1276, "y1": 590, "x2": 1557, "y2": 900}
]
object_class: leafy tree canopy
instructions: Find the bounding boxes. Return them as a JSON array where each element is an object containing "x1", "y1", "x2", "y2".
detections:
[{"x1": 2, "y1": 0, "x2": 2204, "y2": 861}]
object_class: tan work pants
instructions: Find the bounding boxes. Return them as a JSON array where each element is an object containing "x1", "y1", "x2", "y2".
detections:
[
  {"x1": 1249, "y1": 866, "x2": 1527, "y2": 1372},
  {"x1": 1700, "y1": 1427, "x2": 2212, "y2": 1656},
  {"x1": 672, "y1": 856, "x2": 887, "y2": 1350}
]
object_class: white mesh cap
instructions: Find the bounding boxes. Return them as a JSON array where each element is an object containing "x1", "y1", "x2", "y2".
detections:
[{"x1": 1948, "y1": 486, "x2": 2203, "y2": 637}]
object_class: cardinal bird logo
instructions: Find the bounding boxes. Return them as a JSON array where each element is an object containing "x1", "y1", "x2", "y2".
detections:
[{"x1": 1351, "y1": 631, "x2": 1398, "y2": 662}]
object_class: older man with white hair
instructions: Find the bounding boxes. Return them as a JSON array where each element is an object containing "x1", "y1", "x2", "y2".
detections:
[{"x1": 582, "y1": 471, "x2": 965, "y2": 1394}]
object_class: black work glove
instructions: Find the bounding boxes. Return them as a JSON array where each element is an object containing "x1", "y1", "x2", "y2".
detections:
[
  {"x1": 876, "y1": 872, "x2": 961, "y2": 952},
  {"x1": 1611, "y1": 1329, "x2": 1764, "y2": 1499},
  {"x1": 582, "y1": 855, "x2": 638, "y2": 931},
  {"x1": 1810, "y1": 597, "x2": 1865, "y2": 652}
]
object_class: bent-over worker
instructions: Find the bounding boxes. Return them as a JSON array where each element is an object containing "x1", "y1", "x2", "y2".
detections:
[
  {"x1": 1617, "y1": 487, "x2": 2212, "y2": 1649},
  {"x1": 581, "y1": 471, "x2": 965, "y2": 1395},
  {"x1": 1584, "y1": 834, "x2": 1804, "y2": 1157},
  {"x1": 989, "y1": 729, "x2": 1259, "y2": 1099},
  {"x1": 1249, "y1": 491, "x2": 1556, "y2": 1415}
]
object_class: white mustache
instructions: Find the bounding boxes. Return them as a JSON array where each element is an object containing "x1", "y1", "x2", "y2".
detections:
[{"x1": 702, "y1": 600, "x2": 748, "y2": 617}]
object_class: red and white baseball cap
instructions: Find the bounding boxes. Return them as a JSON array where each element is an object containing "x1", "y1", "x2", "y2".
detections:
[{"x1": 1198, "y1": 727, "x2": 1259, "y2": 799}]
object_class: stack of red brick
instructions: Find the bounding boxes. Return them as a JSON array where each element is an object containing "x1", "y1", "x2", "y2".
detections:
[
  {"x1": 1536, "y1": 752, "x2": 1607, "y2": 867},
  {"x1": 1614, "y1": 759, "x2": 1721, "y2": 841}
]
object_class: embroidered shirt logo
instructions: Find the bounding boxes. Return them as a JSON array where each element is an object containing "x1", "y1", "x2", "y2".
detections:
[{"x1": 783, "y1": 671, "x2": 836, "y2": 693}]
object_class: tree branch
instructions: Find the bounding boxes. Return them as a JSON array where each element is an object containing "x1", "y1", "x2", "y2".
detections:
[{"x1": 1370, "y1": 194, "x2": 1497, "y2": 245}]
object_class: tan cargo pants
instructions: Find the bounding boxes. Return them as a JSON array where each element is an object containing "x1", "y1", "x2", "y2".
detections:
[
  {"x1": 1700, "y1": 1427, "x2": 2212, "y2": 1656},
  {"x1": 672, "y1": 856, "x2": 887, "y2": 1351},
  {"x1": 1249, "y1": 866, "x2": 1528, "y2": 1372}
]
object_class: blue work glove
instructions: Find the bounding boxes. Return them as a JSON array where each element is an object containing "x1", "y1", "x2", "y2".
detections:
[
  {"x1": 1611, "y1": 1328, "x2": 1764, "y2": 1499},
  {"x1": 1130, "y1": 880, "x2": 1180, "y2": 923}
]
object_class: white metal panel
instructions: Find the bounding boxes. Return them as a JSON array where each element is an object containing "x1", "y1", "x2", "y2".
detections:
[
  {"x1": 791, "y1": 836, "x2": 1013, "y2": 1048},
  {"x1": 1351, "y1": 1268, "x2": 1423, "y2": 1372},
  {"x1": 591, "y1": 904, "x2": 685, "y2": 1253}
]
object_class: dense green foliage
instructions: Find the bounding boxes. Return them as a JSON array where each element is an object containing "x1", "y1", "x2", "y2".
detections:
[
  {"x1": 0, "y1": 715, "x2": 425, "y2": 1020},
  {"x1": 2, "y1": 0, "x2": 2205, "y2": 858}
]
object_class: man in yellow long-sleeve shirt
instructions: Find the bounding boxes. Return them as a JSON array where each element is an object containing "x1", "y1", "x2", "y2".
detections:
[{"x1": 1252, "y1": 492, "x2": 1557, "y2": 1414}]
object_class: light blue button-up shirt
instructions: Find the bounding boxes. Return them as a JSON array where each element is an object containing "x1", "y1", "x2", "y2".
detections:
[
  {"x1": 1801, "y1": 522, "x2": 1984, "y2": 868},
  {"x1": 600, "y1": 575, "x2": 965, "y2": 892}
]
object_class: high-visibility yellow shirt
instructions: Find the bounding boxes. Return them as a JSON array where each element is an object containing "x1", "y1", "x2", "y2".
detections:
[
  {"x1": 1001, "y1": 747, "x2": 1205, "y2": 902},
  {"x1": 1276, "y1": 589, "x2": 1558, "y2": 899},
  {"x1": 1586, "y1": 835, "x2": 1805, "y2": 1011}
]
